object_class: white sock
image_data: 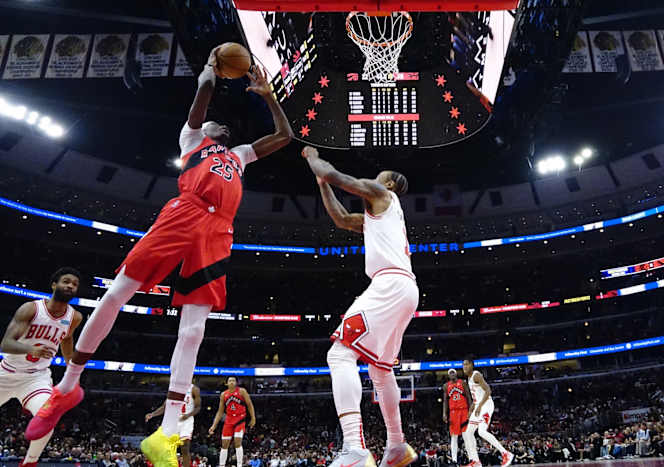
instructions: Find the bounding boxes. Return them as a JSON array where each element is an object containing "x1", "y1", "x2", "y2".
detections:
[
  {"x1": 236, "y1": 446, "x2": 243, "y2": 467},
  {"x1": 451, "y1": 435, "x2": 458, "y2": 463},
  {"x1": 477, "y1": 428, "x2": 507, "y2": 454},
  {"x1": 161, "y1": 400, "x2": 185, "y2": 437},
  {"x1": 463, "y1": 427, "x2": 480, "y2": 462},
  {"x1": 57, "y1": 362, "x2": 85, "y2": 394},
  {"x1": 220, "y1": 448, "x2": 228, "y2": 467},
  {"x1": 327, "y1": 342, "x2": 365, "y2": 450},
  {"x1": 24, "y1": 429, "x2": 53, "y2": 463},
  {"x1": 369, "y1": 366, "x2": 403, "y2": 449}
]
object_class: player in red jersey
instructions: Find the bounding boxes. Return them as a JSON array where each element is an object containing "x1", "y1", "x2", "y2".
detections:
[
  {"x1": 0, "y1": 268, "x2": 83, "y2": 467},
  {"x1": 209, "y1": 377, "x2": 256, "y2": 467},
  {"x1": 443, "y1": 369, "x2": 471, "y2": 465},
  {"x1": 26, "y1": 47, "x2": 293, "y2": 467}
]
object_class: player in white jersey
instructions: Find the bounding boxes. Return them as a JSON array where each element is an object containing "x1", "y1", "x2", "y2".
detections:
[
  {"x1": 146, "y1": 382, "x2": 201, "y2": 467},
  {"x1": 302, "y1": 146, "x2": 419, "y2": 467},
  {"x1": 0, "y1": 268, "x2": 83, "y2": 467},
  {"x1": 461, "y1": 358, "x2": 513, "y2": 467}
]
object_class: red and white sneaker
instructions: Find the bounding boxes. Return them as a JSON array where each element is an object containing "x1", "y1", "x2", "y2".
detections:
[
  {"x1": 461, "y1": 460, "x2": 482, "y2": 467},
  {"x1": 19, "y1": 461, "x2": 38, "y2": 467},
  {"x1": 378, "y1": 443, "x2": 418, "y2": 467},
  {"x1": 501, "y1": 452, "x2": 514, "y2": 467},
  {"x1": 25, "y1": 384, "x2": 84, "y2": 440}
]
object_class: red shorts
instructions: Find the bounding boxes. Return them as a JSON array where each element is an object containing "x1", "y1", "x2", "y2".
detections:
[
  {"x1": 222, "y1": 416, "x2": 246, "y2": 438},
  {"x1": 449, "y1": 408, "x2": 469, "y2": 435},
  {"x1": 117, "y1": 192, "x2": 233, "y2": 310}
]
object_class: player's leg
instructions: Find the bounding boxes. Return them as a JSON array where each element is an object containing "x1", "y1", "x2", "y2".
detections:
[
  {"x1": 181, "y1": 439, "x2": 192, "y2": 467},
  {"x1": 475, "y1": 403, "x2": 512, "y2": 467},
  {"x1": 220, "y1": 435, "x2": 232, "y2": 467},
  {"x1": 234, "y1": 432, "x2": 244, "y2": 467},
  {"x1": 327, "y1": 341, "x2": 365, "y2": 451},
  {"x1": 450, "y1": 435, "x2": 459, "y2": 464},
  {"x1": 22, "y1": 385, "x2": 56, "y2": 464},
  {"x1": 368, "y1": 365, "x2": 403, "y2": 448},
  {"x1": 462, "y1": 423, "x2": 480, "y2": 466}
]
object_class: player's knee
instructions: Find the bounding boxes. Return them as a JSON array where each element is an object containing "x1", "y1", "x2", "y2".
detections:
[
  {"x1": 477, "y1": 426, "x2": 489, "y2": 438},
  {"x1": 368, "y1": 365, "x2": 392, "y2": 387},
  {"x1": 178, "y1": 320, "x2": 205, "y2": 346},
  {"x1": 327, "y1": 342, "x2": 354, "y2": 368}
]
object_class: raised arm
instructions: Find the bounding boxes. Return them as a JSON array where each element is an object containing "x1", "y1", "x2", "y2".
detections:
[
  {"x1": 246, "y1": 66, "x2": 293, "y2": 159},
  {"x1": 240, "y1": 387, "x2": 256, "y2": 428},
  {"x1": 188, "y1": 50, "x2": 219, "y2": 130},
  {"x1": 1, "y1": 302, "x2": 54, "y2": 359},
  {"x1": 60, "y1": 310, "x2": 83, "y2": 363},
  {"x1": 301, "y1": 146, "x2": 388, "y2": 204},
  {"x1": 317, "y1": 178, "x2": 363, "y2": 233}
]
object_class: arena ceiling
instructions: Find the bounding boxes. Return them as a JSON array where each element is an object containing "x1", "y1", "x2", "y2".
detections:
[{"x1": 0, "y1": 0, "x2": 663, "y2": 194}]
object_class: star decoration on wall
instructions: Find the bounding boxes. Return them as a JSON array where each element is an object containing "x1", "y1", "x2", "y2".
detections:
[
  {"x1": 436, "y1": 75, "x2": 447, "y2": 87},
  {"x1": 449, "y1": 107, "x2": 460, "y2": 119},
  {"x1": 456, "y1": 123, "x2": 467, "y2": 135},
  {"x1": 312, "y1": 93, "x2": 324, "y2": 104},
  {"x1": 443, "y1": 91, "x2": 453, "y2": 103},
  {"x1": 318, "y1": 75, "x2": 330, "y2": 88},
  {"x1": 300, "y1": 125, "x2": 310, "y2": 137},
  {"x1": 306, "y1": 109, "x2": 317, "y2": 121}
]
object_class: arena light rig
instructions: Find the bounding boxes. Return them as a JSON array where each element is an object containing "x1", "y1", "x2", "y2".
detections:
[{"x1": 0, "y1": 95, "x2": 65, "y2": 139}]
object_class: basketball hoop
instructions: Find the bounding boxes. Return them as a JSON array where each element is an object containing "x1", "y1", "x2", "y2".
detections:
[{"x1": 346, "y1": 11, "x2": 413, "y2": 84}]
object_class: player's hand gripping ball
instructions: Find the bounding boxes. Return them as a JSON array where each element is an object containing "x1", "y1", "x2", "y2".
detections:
[{"x1": 208, "y1": 42, "x2": 251, "y2": 79}]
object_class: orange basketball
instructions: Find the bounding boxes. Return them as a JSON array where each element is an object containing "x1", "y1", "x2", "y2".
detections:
[{"x1": 213, "y1": 42, "x2": 251, "y2": 79}]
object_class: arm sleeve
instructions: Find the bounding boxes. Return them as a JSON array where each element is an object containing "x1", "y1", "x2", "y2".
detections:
[
  {"x1": 179, "y1": 122, "x2": 205, "y2": 156},
  {"x1": 230, "y1": 144, "x2": 258, "y2": 171}
]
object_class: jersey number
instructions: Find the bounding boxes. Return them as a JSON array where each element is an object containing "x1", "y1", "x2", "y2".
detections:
[
  {"x1": 452, "y1": 393, "x2": 460, "y2": 401},
  {"x1": 25, "y1": 343, "x2": 43, "y2": 363},
  {"x1": 210, "y1": 157, "x2": 234, "y2": 181}
]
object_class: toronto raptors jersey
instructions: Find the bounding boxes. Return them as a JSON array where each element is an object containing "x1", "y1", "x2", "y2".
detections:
[
  {"x1": 182, "y1": 384, "x2": 195, "y2": 416},
  {"x1": 363, "y1": 191, "x2": 413, "y2": 279},
  {"x1": 469, "y1": 370, "x2": 491, "y2": 405},
  {"x1": 3, "y1": 299, "x2": 74, "y2": 372},
  {"x1": 223, "y1": 388, "x2": 246, "y2": 418},
  {"x1": 447, "y1": 380, "x2": 469, "y2": 410},
  {"x1": 178, "y1": 123, "x2": 256, "y2": 216}
]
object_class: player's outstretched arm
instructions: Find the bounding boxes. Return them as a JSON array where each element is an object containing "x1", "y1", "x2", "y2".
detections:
[
  {"x1": 240, "y1": 388, "x2": 256, "y2": 428},
  {"x1": 317, "y1": 178, "x2": 363, "y2": 233},
  {"x1": 187, "y1": 49, "x2": 220, "y2": 130},
  {"x1": 301, "y1": 146, "x2": 388, "y2": 203},
  {"x1": 246, "y1": 66, "x2": 294, "y2": 159},
  {"x1": 0, "y1": 302, "x2": 54, "y2": 359},
  {"x1": 60, "y1": 310, "x2": 83, "y2": 363}
]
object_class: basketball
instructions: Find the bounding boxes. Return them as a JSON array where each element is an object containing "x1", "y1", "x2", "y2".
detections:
[{"x1": 213, "y1": 42, "x2": 251, "y2": 79}]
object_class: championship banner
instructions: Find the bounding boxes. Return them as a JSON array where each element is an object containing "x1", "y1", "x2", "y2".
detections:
[
  {"x1": 621, "y1": 407, "x2": 651, "y2": 423},
  {"x1": 2, "y1": 34, "x2": 49, "y2": 79},
  {"x1": 623, "y1": 30, "x2": 664, "y2": 72},
  {"x1": 0, "y1": 35, "x2": 9, "y2": 67},
  {"x1": 136, "y1": 33, "x2": 174, "y2": 77},
  {"x1": 45, "y1": 34, "x2": 91, "y2": 79},
  {"x1": 562, "y1": 31, "x2": 593, "y2": 73},
  {"x1": 173, "y1": 44, "x2": 194, "y2": 76},
  {"x1": 589, "y1": 31, "x2": 624, "y2": 73},
  {"x1": 86, "y1": 33, "x2": 130, "y2": 78}
]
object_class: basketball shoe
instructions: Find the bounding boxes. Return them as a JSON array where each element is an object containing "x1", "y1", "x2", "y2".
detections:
[
  {"x1": 378, "y1": 443, "x2": 418, "y2": 467},
  {"x1": 141, "y1": 426, "x2": 182, "y2": 467},
  {"x1": 25, "y1": 385, "x2": 84, "y2": 440},
  {"x1": 501, "y1": 452, "x2": 514, "y2": 467},
  {"x1": 329, "y1": 448, "x2": 376, "y2": 467}
]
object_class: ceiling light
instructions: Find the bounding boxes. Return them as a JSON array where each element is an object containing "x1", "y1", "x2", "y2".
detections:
[
  {"x1": 580, "y1": 147, "x2": 593, "y2": 159},
  {"x1": 573, "y1": 155, "x2": 584, "y2": 166},
  {"x1": 172, "y1": 158, "x2": 183, "y2": 168},
  {"x1": 536, "y1": 155, "x2": 567, "y2": 175},
  {"x1": 0, "y1": 96, "x2": 66, "y2": 139}
]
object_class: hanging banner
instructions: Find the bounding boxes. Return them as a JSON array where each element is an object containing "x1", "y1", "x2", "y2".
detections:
[
  {"x1": 623, "y1": 30, "x2": 664, "y2": 72},
  {"x1": 562, "y1": 31, "x2": 593, "y2": 73},
  {"x1": 589, "y1": 31, "x2": 625, "y2": 73},
  {"x1": 173, "y1": 44, "x2": 194, "y2": 77},
  {"x1": 136, "y1": 33, "x2": 174, "y2": 77},
  {"x1": 86, "y1": 33, "x2": 130, "y2": 78},
  {"x1": 0, "y1": 35, "x2": 9, "y2": 67},
  {"x1": 45, "y1": 34, "x2": 91, "y2": 79},
  {"x1": 2, "y1": 34, "x2": 49, "y2": 79}
]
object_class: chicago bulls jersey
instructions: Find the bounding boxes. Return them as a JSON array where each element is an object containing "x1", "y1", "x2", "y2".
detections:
[
  {"x1": 447, "y1": 380, "x2": 469, "y2": 410},
  {"x1": 223, "y1": 388, "x2": 246, "y2": 418},
  {"x1": 3, "y1": 300, "x2": 74, "y2": 372},
  {"x1": 469, "y1": 370, "x2": 491, "y2": 405},
  {"x1": 182, "y1": 384, "x2": 195, "y2": 416},
  {"x1": 178, "y1": 122, "x2": 256, "y2": 216},
  {"x1": 364, "y1": 191, "x2": 413, "y2": 279}
]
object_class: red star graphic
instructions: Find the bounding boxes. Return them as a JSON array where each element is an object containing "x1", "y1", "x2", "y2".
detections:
[
  {"x1": 318, "y1": 75, "x2": 330, "y2": 88},
  {"x1": 436, "y1": 75, "x2": 447, "y2": 87},
  {"x1": 300, "y1": 125, "x2": 310, "y2": 137},
  {"x1": 306, "y1": 108, "x2": 317, "y2": 121},
  {"x1": 443, "y1": 91, "x2": 453, "y2": 103},
  {"x1": 449, "y1": 107, "x2": 460, "y2": 119},
  {"x1": 312, "y1": 92, "x2": 323, "y2": 104},
  {"x1": 456, "y1": 123, "x2": 467, "y2": 135}
]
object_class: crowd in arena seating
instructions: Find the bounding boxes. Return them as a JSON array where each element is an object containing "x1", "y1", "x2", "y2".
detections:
[{"x1": 1, "y1": 368, "x2": 663, "y2": 466}]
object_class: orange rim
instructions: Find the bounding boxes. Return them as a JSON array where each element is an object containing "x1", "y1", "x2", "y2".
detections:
[{"x1": 346, "y1": 11, "x2": 413, "y2": 48}]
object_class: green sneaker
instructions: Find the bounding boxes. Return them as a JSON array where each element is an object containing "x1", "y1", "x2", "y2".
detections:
[{"x1": 141, "y1": 427, "x2": 182, "y2": 467}]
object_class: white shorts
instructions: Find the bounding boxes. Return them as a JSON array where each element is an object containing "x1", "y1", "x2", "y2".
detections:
[
  {"x1": 178, "y1": 417, "x2": 194, "y2": 441},
  {"x1": 0, "y1": 366, "x2": 53, "y2": 415},
  {"x1": 469, "y1": 398, "x2": 494, "y2": 428},
  {"x1": 332, "y1": 270, "x2": 418, "y2": 371}
]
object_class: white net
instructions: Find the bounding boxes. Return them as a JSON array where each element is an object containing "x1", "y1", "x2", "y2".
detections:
[{"x1": 346, "y1": 11, "x2": 413, "y2": 85}]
